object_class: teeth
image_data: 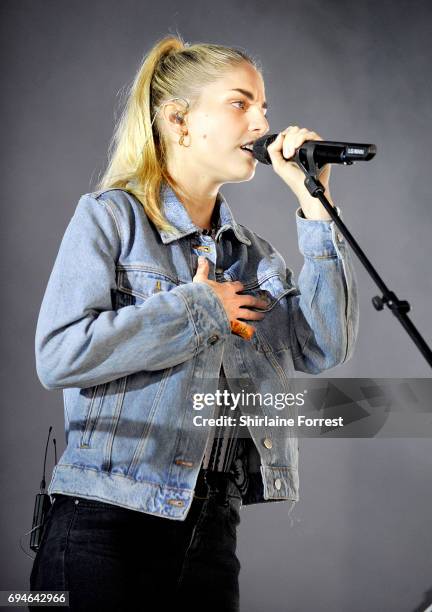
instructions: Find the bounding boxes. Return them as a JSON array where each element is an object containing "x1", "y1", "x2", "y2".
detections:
[{"x1": 241, "y1": 143, "x2": 254, "y2": 151}]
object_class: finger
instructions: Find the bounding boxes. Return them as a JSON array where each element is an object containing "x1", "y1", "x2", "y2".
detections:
[
  {"x1": 193, "y1": 256, "x2": 209, "y2": 280},
  {"x1": 278, "y1": 128, "x2": 304, "y2": 159},
  {"x1": 266, "y1": 132, "x2": 286, "y2": 164},
  {"x1": 230, "y1": 280, "x2": 245, "y2": 292},
  {"x1": 282, "y1": 138, "x2": 297, "y2": 160},
  {"x1": 238, "y1": 295, "x2": 269, "y2": 309},
  {"x1": 308, "y1": 131, "x2": 323, "y2": 141},
  {"x1": 267, "y1": 131, "x2": 284, "y2": 151},
  {"x1": 298, "y1": 129, "x2": 322, "y2": 142},
  {"x1": 237, "y1": 309, "x2": 266, "y2": 321},
  {"x1": 281, "y1": 125, "x2": 300, "y2": 134},
  {"x1": 283, "y1": 130, "x2": 321, "y2": 159},
  {"x1": 254, "y1": 298, "x2": 271, "y2": 309}
]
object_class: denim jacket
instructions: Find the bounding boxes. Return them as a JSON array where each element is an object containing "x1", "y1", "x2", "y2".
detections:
[{"x1": 35, "y1": 183, "x2": 359, "y2": 520}]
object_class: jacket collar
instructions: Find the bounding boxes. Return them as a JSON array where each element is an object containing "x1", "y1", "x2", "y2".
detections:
[{"x1": 158, "y1": 182, "x2": 251, "y2": 246}]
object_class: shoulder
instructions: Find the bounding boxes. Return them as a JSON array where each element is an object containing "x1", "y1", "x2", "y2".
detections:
[
  {"x1": 86, "y1": 187, "x2": 143, "y2": 215},
  {"x1": 69, "y1": 188, "x2": 157, "y2": 256},
  {"x1": 82, "y1": 187, "x2": 153, "y2": 234}
]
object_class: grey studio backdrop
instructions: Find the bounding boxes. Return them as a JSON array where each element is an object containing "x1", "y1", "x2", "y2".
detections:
[{"x1": 1, "y1": 1, "x2": 431, "y2": 610}]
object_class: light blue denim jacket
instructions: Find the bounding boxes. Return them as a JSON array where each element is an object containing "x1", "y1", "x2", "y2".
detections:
[{"x1": 35, "y1": 183, "x2": 359, "y2": 520}]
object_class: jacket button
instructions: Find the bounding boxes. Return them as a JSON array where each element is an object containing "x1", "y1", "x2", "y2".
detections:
[
  {"x1": 263, "y1": 437, "x2": 273, "y2": 449},
  {"x1": 208, "y1": 335, "x2": 219, "y2": 345},
  {"x1": 274, "y1": 478, "x2": 282, "y2": 491},
  {"x1": 337, "y1": 232, "x2": 343, "y2": 242},
  {"x1": 175, "y1": 459, "x2": 194, "y2": 467},
  {"x1": 168, "y1": 499, "x2": 185, "y2": 507}
]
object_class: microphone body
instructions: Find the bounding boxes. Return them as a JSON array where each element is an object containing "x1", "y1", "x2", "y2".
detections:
[{"x1": 252, "y1": 135, "x2": 376, "y2": 169}]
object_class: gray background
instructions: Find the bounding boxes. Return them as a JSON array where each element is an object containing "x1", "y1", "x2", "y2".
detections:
[{"x1": 1, "y1": 0, "x2": 431, "y2": 610}]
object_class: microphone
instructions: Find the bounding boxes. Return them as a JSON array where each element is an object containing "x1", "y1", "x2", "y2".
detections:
[{"x1": 252, "y1": 134, "x2": 376, "y2": 170}]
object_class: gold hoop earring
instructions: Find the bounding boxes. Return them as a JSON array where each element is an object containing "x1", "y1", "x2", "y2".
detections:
[{"x1": 179, "y1": 132, "x2": 190, "y2": 147}]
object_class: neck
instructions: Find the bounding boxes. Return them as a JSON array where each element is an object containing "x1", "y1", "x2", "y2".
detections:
[{"x1": 166, "y1": 159, "x2": 222, "y2": 231}]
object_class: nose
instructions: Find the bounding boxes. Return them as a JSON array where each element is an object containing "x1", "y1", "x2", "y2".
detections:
[{"x1": 250, "y1": 107, "x2": 269, "y2": 138}]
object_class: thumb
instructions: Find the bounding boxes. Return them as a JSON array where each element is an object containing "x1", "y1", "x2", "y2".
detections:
[
  {"x1": 193, "y1": 256, "x2": 209, "y2": 281},
  {"x1": 267, "y1": 132, "x2": 286, "y2": 167}
]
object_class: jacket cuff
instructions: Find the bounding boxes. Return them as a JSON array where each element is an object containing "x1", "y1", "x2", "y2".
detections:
[
  {"x1": 296, "y1": 207, "x2": 343, "y2": 258},
  {"x1": 173, "y1": 281, "x2": 232, "y2": 348}
]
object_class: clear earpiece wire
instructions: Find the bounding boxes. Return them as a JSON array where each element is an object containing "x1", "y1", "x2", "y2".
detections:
[{"x1": 143, "y1": 96, "x2": 190, "y2": 149}]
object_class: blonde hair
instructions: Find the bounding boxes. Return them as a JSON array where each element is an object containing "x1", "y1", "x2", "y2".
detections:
[{"x1": 97, "y1": 35, "x2": 261, "y2": 233}]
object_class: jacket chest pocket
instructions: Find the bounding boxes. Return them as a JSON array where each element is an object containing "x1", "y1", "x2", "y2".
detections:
[
  {"x1": 238, "y1": 274, "x2": 299, "y2": 353},
  {"x1": 114, "y1": 267, "x2": 179, "y2": 308}
]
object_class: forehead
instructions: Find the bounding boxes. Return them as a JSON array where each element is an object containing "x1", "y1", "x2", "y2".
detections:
[{"x1": 205, "y1": 62, "x2": 266, "y2": 98}]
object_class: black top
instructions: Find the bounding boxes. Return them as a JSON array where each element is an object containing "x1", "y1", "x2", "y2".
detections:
[
  {"x1": 200, "y1": 365, "x2": 249, "y2": 498},
  {"x1": 198, "y1": 208, "x2": 250, "y2": 498}
]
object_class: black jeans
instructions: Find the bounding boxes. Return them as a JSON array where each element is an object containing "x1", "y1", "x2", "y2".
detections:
[{"x1": 29, "y1": 472, "x2": 242, "y2": 611}]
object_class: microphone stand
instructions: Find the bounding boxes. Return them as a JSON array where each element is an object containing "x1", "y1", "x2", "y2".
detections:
[{"x1": 294, "y1": 152, "x2": 432, "y2": 368}]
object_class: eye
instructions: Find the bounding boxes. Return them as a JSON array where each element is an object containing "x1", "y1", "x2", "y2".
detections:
[{"x1": 232, "y1": 100, "x2": 269, "y2": 119}]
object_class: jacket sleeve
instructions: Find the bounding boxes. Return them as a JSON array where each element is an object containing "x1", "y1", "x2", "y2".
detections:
[
  {"x1": 287, "y1": 208, "x2": 359, "y2": 374},
  {"x1": 35, "y1": 194, "x2": 231, "y2": 390}
]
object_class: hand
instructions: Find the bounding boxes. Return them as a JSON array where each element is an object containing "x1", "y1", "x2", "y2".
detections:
[
  {"x1": 267, "y1": 126, "x2": 334, "y2": 220},
  {"x1": 193, "y1": 257, "x2": 268, "y2": 338}
]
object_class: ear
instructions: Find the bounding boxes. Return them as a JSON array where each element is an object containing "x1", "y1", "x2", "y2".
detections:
[{"x1": 160, "y1": 102, "x2": 189, "y2": 138}]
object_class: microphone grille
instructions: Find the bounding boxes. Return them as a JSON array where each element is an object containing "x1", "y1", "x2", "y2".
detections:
[{"x1": 252, "y1": 134, "x2": 277, "y2": 165}]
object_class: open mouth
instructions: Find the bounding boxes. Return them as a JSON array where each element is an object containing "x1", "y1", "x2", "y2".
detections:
[{"x1": 239, "y1": 142, "x2": 255, "y2": 157}]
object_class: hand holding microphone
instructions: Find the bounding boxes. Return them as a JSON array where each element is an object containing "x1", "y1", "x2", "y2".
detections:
[
  {"x1": 254, "y1": 127, "x2": 376, "y2": 219},
  {"x1": 266, "y1": 126, "x2": 334, "y2": 220}
]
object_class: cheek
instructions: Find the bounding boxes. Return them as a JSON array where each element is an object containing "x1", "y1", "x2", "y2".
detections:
[
  {"x1": 194, "y1": 113, "x2": 238, "y2": 154},
  {"x1": 197, "y1": 131, "x2": 226, "y2": 153},
  {"x1": 197, "y1": 133, "x2": 212, "y2": 152}
]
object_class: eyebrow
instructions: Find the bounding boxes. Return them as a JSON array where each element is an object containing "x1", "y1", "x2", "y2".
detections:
[{"x1": 227, "y1": 88, "x2": 268, "y2": 110}]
